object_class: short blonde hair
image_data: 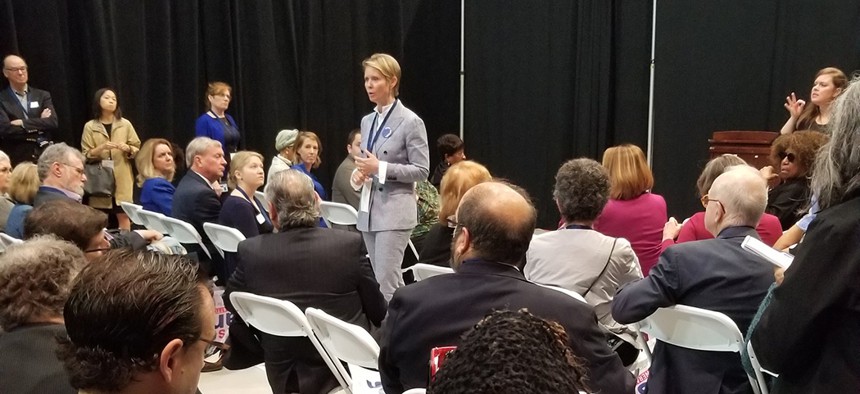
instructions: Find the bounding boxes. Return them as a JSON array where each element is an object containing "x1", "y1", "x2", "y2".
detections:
[
  {"x1": 439, "y1": 160, "x2": 492, "y2": 222},
  {"x1": 294, "y1": 131, "x2": 323, "y2": 169},
  {"x1": 8, "y1": 162, "x2": 38, "y2": 204},
  {"x1": 362, "y1": 53, "x2": 401, "y2": 97},
  {"x1": 135, "y1": 138, "x2": 174, "y2": 186},
  {"x1": 602, "y1": 144, "x2": 654, "y2": 200},
  {"x1": 228, "y1": 151, "x2": 265, "y2": 190}
]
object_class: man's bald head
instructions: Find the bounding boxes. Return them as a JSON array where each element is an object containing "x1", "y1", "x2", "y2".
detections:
[
  {"x1": 2, "y1": 55, "x2": 24, "y2": 68},
  {"x1": 454, "y1": 181, "x2": 536, "y2": 265},
  {"x1": 706, "y1": 165, "x2": 767, "y2": 234}
]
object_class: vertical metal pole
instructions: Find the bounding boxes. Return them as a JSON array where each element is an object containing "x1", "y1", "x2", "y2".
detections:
[
  {"x1": 459, "y1": 0, "x2": 465, "y2": 140},
  {"x1": 646, "y1": 0, "x2": 657, "y2": 167}
]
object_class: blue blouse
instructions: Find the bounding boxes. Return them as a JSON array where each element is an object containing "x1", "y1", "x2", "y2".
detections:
[
  {"x1": 140, "y1": 177, "x2": 176, "y2": 216},
  {"x1": 291, "y1": 163, "x2": 328, "y2": 200},
  {"x1": 195, "y1": 112, "x2": 239, "y2": 155}
]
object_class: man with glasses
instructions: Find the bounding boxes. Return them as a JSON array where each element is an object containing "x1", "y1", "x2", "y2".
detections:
[
  {"x1": 612, "y1": 166, "x2": 775, "y2": 394},
  {"x1": 0, "y1": 54, "x2": 57, "y2": 164},
  {"x1": 58, "y1": 249, "x2": 220, "y2": 394},
  {"x1": 378, "y1": 181, "x2": 634, "y2": 394}
]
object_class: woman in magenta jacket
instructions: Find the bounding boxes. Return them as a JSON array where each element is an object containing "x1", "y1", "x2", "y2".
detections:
[{"x1": 593, "y1": 144, "x2": 666, "y2": 276}]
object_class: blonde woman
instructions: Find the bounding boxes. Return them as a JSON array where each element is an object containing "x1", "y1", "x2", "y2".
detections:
[
  {"x1": 135, "y1": 138, "x2": 176, "y2": 215},
  {"x1": 4, "y1": 162, "x2": 39, "y2": 238},
  {"x1": 81, "y1": 88, "x2": 141, "y2": 230},
  {"x1": 219, "y1": 151, "x2": 272, "y2": 277}
]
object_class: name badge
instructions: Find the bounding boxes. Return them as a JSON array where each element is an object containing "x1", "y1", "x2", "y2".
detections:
[
  {"x1": 220, "y1": 183, "x2": 229, "y2": 193},
  {"x1": 29, "y1": 101, "x2": 39, "y2": 109},
  {"x1": 256, "y1": 213, "x2": 266, "y2": 224}
]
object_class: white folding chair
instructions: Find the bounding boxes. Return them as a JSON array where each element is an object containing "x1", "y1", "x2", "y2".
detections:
[
  {"x1": 319, "y1": 201, "x2": 420, "y2": 260},
  {"x1": 159, "y1": 216, "x2": 212, "y2": 259},
  {"x1": 255, "y1": 190, "x2": 268, "y2": 210},
  {"x1": 536, "y1": 283, "x2": 587, "y2": 303},
  {"x1": 137, "y1": 209, "x2": 171, "y2": 234},
  {"x1": 404, "y1": 263, "x2": 453, "y2": 281},
  {"x1": 403, "y1": 389, "x2": 426, "y2": 394},
  {"x1": 119, "y1": 202, "x2": 145, "y2": 226},
  {"x1": 305, "y1": 307, "x2": 382, "y2": 394},
  {"x1": 639, "y1": 305, "x2": 764, "y2": 394},
  {"x1": 746, "y1": 340, "x2": 774, "y2": 394},
  {"x1": 0, "y1": 232, "x2": 23, "y2": 253},
  {"x1": 203, "y1": 222, "x2": 246, "y2": 258},
  {"x1": 228, "y1": 292, "x2": 348, "y2": 391}
]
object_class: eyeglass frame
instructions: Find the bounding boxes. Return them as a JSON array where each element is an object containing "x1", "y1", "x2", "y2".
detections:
[
  {"x1": 4, "y1": 66, "x2": 28, "y2": 73},
  {"x1": 700, "y1": 194, "x2": 723, "y2": 210},
  {"x1": 199, "y1": 337, "x2": 230, "y2": 358},
  {"x1": 778, "y1": 151, "x2": 796, "y2": 163},
  {"x1": 59, "y1": 162, "x2": 85, "y2": 176}
]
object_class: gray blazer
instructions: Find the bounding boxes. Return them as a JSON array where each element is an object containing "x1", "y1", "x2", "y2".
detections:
[{"x1": 357, "y1": 100, "x2": 429, "y2": 232}]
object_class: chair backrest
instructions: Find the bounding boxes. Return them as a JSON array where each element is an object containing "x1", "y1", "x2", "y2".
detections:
[
  {"x1": 403, "y1": 389, "x2": 427, "y2": 394},
  {"x1": 255, "y1": 190, "x2": 269, "y2": 210},
  {"x1": 159, "y1": 216, "x2": 211, "y2": 259},
  {"x1": 319, "y1": 201, "x2": 359, "y2": 227},
  {"x1": 639, "y1": 305, "x2": 743, "y2": 352},
  {"x1": 306, "y1": 307, "x2": 380, "y2": 368},
  {"x1": 537, "y1": 283, "x2": 587, "y2": 304},
  {"x1": 406, "y1": 263, "x2": 453, "y2": 281},
  {"x1": 746, "y1": 340, "x2": 771, "y2": 394},
  {"x1": 137, "y1": 209, "x2": 171, "y2": 234},
  {"x1": 203, "y1": 222, "x2": 246, "y2": 257},
  {"x1": 228, "y1": 292, "x2": 349, "y2": 390},
  {"x1": 0, "y1": 232, "x2": 23, "y2": 253},
  {"x1": 119, "y1": 202, "x2": 144, "y2": 225}
]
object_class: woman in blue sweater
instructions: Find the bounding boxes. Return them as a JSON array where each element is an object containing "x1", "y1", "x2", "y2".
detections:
[
  {"x1": 290, "y1": 131, "x2": 327, "y2": 200},
  {"x1": 135, "y1": 138, "x2": 176, "y2": 215},
  {"x1": 219, "y1": 151, "x2": 272, "y2": 276},
  {"x1": 195, "y1": 81, "x2": 240, "y2": 181}
]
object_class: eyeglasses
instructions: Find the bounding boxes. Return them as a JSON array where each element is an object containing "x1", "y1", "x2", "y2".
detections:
[
  {"x1": 60, "y1": 162, "x2": 85, "y2": 176},
  {"x1": 83, "y1": 246, "x2": 111, "y2": 254},
  {"x1": 4, "y1": 66, "x2": 27, "y2": 72},
  {"x1": 700, "y1": 194, "x2": 722, "y2": 209},
  {"x1": 778, "y1": 152, "x2": 796, "y2": 163},
  {"x1": 447, "y1": 218, "x2": 466, "y2": 238},
  {"x1": 199, "y1": 337, "x2": 230, "y2": 358}
]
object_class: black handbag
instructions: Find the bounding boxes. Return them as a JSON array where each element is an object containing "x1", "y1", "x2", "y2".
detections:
[{"x1": 84, "y1": 161, "x2": 115, "y2": 197}]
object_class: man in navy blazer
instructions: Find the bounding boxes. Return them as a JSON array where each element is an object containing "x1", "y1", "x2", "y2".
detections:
[
  {"x1": 378, "y1": 181, "x2": 634, "y2": 394},
  {"x1": 612, "y1": 166, "x2": 774, "y2": 394},
  {"x1": 0, "y1": 55, "x2": 57, "y2": 164},
  {"x1": 172, "y1": 137, "x2": 226, "y2": 280}
]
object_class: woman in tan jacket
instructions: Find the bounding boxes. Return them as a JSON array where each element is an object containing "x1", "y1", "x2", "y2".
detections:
[{"x1": 81, "y1": 88, "x2": 140, "y2": 230}]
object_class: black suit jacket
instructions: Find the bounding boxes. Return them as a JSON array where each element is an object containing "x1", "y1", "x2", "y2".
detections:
[
  {"x1": 171, "y1": 172, "x2": 223, "y2": 276},
  {"x1": 378, "y1": 259, "x2": 634, "y2": 394},
  {"x1": 752, "y1": 195, "x2": 860, "y2": 394},
  {"x1": 225, "y1": 227, "x2": 387, "y2": 394},
  {"x1": 0, "y1": 323, "x2": 75, "y2": 394},
  {"x1": 0, "y1": 86, "x2": 57, "y2": 163},
  {"x1": 612, "y1": 226, "x2": 773, "y2": 394}
]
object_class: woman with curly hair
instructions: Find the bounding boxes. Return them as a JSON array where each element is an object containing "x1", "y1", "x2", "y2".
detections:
[
  {"x1": 0, "y1": 236, "x2": 86, "y2": 394},
  {"x1": 428, "y1": 309, "x2": 591, "y2": 394},
  {"x1": 761, "y1": 131, "x2": 829, "y2": 230}
]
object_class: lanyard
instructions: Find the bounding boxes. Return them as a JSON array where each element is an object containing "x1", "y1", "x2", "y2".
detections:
[
  {"x1": 236, "y1": 187, "x2": 271, "y2": 224},
  {"x1": 8, "y1": 87, "x2": 29, "y2": 119},
  {"x1": 367, "y1": 99, "x2": 398, "y2": 153}
]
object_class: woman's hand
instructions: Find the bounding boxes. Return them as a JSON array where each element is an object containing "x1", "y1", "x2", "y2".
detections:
[
  {"x1": 774, "y1": 267, "x2": 785, "y2": 286},
  {"x1": 355, "y1": 151, "x2": 380, "y2": 176},
  {"x1": 94, "y1": 142, "x2": 118, "y2": 155},
  {"x1": 759, "y1": 166, "x2": 778, "y2": 181},
  {"x1": 784, "y1": 92, "x2": 806, "y2": 119},
  {"x1": 662, "y1": 217, "x2": 682, "y2": 241}
]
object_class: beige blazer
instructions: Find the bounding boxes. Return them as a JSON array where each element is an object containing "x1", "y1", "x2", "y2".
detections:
[{"x1": 81, "y1": 118, "x2": 141, "y2": 208}]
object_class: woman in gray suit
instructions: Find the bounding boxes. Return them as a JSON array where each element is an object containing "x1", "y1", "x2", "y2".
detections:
[{"x1": 351, "y1": 53, "x2": 430, "y2": 301}]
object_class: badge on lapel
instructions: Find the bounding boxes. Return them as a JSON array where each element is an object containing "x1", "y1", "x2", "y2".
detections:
[{"x1": 382, "y1": 127, "x2": 393, "y2": 138}]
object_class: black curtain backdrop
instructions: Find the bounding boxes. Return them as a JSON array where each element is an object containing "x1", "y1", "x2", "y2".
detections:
[{"x1": 2, "y1": 0, "x2": 859, "y2": 228}]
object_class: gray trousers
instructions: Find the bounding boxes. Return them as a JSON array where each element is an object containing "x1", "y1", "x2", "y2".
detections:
[{"x1": 362, "y1": 229, "x2": 412, "y2": 301}]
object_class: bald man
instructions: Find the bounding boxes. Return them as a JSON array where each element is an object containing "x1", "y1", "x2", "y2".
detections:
[
  {"x1": 0, "y1": 55, "x2": 57, "y2": 164},
  {"x1": 612, "y1": 166, "x2": 774, "y2": 394},
  {"x1": 378, "y1": 181, "x2": 635, "y2": 394}
]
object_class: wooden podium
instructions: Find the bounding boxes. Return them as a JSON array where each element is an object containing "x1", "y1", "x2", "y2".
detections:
[{"x1": 708, "y1": 131, "x2": 778, "y2": 169}]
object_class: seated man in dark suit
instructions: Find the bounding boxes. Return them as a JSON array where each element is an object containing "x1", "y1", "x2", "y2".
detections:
[
  {"x1": 0, "y1": 55, "x2": 57, "y2": 164},
  {"x1": 172, "y1": 136, "x2": 226, "y2": 280},
  {"x1": 225, "y1": 169, "x2": 386, "y2": 394},
  {"x1": 612, "y1": 166, "x2": 774, "y2": 394},
  {"x1": 378, "y1": 181, "x2": 634, "y2": 394}
]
